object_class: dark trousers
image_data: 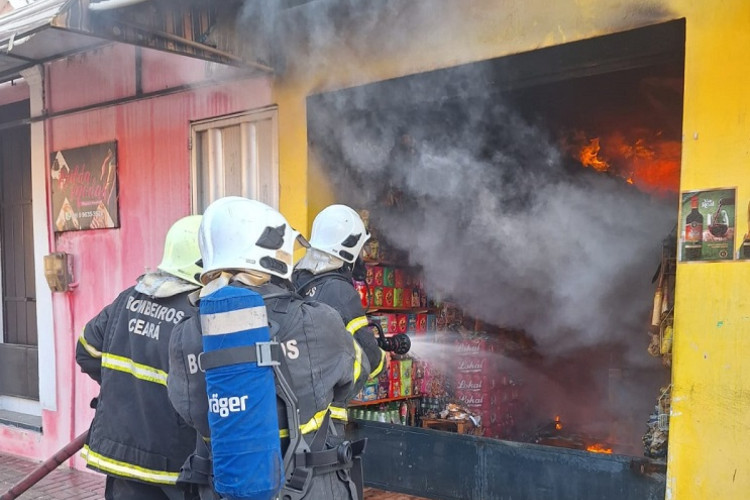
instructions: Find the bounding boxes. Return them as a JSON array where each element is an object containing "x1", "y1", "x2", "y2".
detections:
[{"x1": 105, "y1": 476, "x2": 185, "y2": 500}]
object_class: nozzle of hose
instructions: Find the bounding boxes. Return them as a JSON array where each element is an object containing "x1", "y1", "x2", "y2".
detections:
[
  {"x1": 378, "y1": 333, "x2": 411, "y2": 355},
  {"x1": 369, "y1": 320, "x2": 411, "y2": 355}
]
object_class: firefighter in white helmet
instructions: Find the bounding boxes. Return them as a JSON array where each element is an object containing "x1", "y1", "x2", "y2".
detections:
[
  {"x1": 293, "y1": 204, "x2": 386, "y2": 381},
  {"x1": 167, "y1": 197, "x2": 371, "y2": 500},
  {"x1": 76, "y1": 215, "x2": 203, "y2": 500}
]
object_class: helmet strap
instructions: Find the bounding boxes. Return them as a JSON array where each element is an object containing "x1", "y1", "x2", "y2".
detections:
[
  {"x1": 351, "y1": 260, "x2": 366, "y2": 282},
  {"x1": 233, "y1": 271, "x2": 272, "y2": 287}
]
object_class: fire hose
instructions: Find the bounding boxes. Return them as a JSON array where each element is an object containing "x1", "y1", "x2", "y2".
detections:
[
  {"x1": 0, "y1": 430, "x2": 88, "y2": 500},
  {"x1": 0, "y1": 322, "x2": 404, "y2": 499}
]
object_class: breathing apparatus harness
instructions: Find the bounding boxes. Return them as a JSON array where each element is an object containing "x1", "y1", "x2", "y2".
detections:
[
  {"x1": 260, "y1": 290, "x2": 367, "y2": 500},
  {"x1": 178, "y1": 283, "x2": 366, "y2": 500}
]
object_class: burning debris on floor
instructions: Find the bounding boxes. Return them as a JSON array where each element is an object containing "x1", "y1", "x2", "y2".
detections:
[{"x1": 528, "y1": 415, "x2": 614, "y2": 454}]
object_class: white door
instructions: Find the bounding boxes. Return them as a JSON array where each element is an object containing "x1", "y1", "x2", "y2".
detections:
[{"x1": 191, "y1": 106, "x2": 279, "y2": 212}]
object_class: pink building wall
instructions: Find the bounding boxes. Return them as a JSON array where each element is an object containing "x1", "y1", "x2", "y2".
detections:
[
  {"x1": 0, "y1": 43, "x2": 273, "y2": 468},
  {"x1": 0, "y1": 79, "x2": 29, "y2": 106}
]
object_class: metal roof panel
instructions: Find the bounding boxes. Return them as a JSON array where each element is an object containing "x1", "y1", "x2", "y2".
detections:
[{"x1": 0, "y1": 0, "x2": 70, "y2": 41}]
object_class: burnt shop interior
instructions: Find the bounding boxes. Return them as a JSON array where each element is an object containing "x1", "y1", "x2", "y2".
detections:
[{"x1": 306, "y1": 20, "x2": 683, "y2": 491}]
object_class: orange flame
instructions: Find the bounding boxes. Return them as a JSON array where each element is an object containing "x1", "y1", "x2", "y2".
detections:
[
  {"x1": 569, "y1": 130, "x2": 680, "y2": 197},
  {"x1": 578, "y1": 138, "x2": 609, "y2": 172},
  {"x1": 586, "y1": 443, "x2": 613, "y2": 454},
  {"x1": 554, "y1": 415, "x2": 562, "y2": 431}
]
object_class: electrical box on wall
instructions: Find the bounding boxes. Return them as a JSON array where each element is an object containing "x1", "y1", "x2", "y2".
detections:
[{"x1": 44, "y1": 252, "x2": 75, "y2": 292}]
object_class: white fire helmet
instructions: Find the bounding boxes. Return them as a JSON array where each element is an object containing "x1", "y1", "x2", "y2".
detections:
[
  {"x1": 309, "y1": 204, "x2": 370, "y2": 264},
  {"x1": 157, "y1": 215, "x2": 203, "y2": 286},
  {"x1": 198, "y1": 197, "x2": 307, "y2": 283}
]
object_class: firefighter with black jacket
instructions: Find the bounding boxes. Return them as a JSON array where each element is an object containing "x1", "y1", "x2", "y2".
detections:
[
  {"x1": 292, "y1": 205, "x2": 386, "y2": 381},
  {"x1": 166, "y1": 197, "x2": 371, "y2": 500},
  {"x1": 76, "y1": 215, "x2": 203, "y2": 500}
]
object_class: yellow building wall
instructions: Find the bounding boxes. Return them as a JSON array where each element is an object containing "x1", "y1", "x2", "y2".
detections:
[
  {"x1": 669, "y1": 2, "x2": 750, "y2": 499},
  {"x1": 272, "y1": 1, "x2": 750, "y2": 498}
]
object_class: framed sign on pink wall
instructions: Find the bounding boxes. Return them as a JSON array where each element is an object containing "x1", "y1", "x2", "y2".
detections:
[{"x1": 50, "y1": 141, "x2": 119, "y2": 232}]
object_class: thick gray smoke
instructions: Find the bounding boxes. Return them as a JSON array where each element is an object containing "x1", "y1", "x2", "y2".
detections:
[
  {"x1": 241, "y1": 0, "x2": 679, "y2": 451},
  {"x1": 235, "y1": 2, "x2": 676, "y2": 361},
  {"x1": 308, "y1": 74, "x2": 676, "y2": 363},
  {"x1": 307, "y1": 79, "x2": 676, "y2": 450}
]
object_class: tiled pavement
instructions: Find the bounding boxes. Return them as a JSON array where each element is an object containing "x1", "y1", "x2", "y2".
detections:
[
  {"x1": 0, "y1": 453, "x2": 103, "y2": 499},
  {"x1": 0, "y1": 452, "x2": 430, "y2": 500}
]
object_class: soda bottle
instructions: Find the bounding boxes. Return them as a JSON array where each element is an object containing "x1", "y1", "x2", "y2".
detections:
[
  {"x1": 400, "y1": 401, "x2": 408, "y2": 425},
  {"x1": 684, "y1": 195, "x2": 703, "y2": 261}
]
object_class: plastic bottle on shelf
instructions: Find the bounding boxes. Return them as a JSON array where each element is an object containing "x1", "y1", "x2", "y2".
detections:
[
  {"x1": 400, "y1": 401, "x2": 408, "y2": 425},
  {"x1": 378, "y1": 405, "x2": 387, "y2": 422},
  {"x1": 390, "y1": 409, "x2": 399, "y2": 424}
]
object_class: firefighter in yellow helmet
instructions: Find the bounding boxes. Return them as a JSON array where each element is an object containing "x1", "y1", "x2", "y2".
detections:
[{"x1": 76, "y1": 215, "x2": 202, "y2": 500}]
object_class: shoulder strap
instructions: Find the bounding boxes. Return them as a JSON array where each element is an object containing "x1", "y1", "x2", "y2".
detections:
[
  {"x1": 295, "y1": 272, "x2": 353, "y2": 297},
  {"x1": 264, "y1": 289, "x2": 366, "y2": 500},
  {"x1": 198, "y1": 342, "x2": 282, "y2": 371}
]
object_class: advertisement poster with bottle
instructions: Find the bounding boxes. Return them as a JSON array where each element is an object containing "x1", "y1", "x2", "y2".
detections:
[
  {"x1": 680, "y1": 188, "x2": 736, "y2": 262},
  {"x1": 741, "y1": 200, "x2": 750, "y2": 259}
]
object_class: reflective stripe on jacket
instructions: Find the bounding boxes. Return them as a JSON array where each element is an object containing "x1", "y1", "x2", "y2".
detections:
[
  {"x1": 293, "y1": 269, "x2": 386, "y2": 379},
  {"x1": 76, "y1": 284, "x2": 197, "y2": 485}
]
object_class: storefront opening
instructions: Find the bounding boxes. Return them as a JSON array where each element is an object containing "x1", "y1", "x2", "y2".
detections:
[{"x1": 307, "y1": 18, "x2": 684, "y2": 500}]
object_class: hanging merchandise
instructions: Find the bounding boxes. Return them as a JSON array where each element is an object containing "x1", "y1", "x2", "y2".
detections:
[{"x1": 647, "y1": 232, "x2": 676, "y2": 367}]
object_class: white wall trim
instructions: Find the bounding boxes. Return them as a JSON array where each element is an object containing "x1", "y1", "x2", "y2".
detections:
[
  {"x1": 20, "y1": 65, "x2": 56, "y2": 411},
  {"x1": 0, "y1": 396, "x2": 41, "y2": 416}
]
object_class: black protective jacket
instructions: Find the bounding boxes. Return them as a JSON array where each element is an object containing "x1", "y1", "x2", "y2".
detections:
[
  {"x1": 76, "y1": 281, "x2": 197, "y2": 486},
  {"x1": 293, "y1": 268, "x2": 385, "y2": 379},
  {"x1": 167, "y1": 280, "x2": 370, "y2": 500}
]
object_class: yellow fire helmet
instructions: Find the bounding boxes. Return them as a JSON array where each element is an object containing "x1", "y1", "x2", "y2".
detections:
[{"x1": 157, "y1": 214, "x2": 203, "y2": 286}]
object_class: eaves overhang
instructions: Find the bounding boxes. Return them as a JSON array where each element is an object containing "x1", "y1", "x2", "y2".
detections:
[
  {"x1": 0, "y1": 0, "x2": 274, "y2": 84},
  {"x1": 0, "y1": 0, "x2": 105, "y2": 82}
]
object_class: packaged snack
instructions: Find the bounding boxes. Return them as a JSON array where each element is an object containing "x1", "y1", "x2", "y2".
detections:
[
  {"x1": 389, "y1": 359, "x2": 401, "y2": 381},
  {"x1": 354, "y1": 281, "x2": 370, "y2": 309},
  {"x1": 383, "y1": 287, "x2": 394, "y2": 307},
  {"x1": 407, "y1": 314, "x2": 417, "y2": 334},
  {"x1": 373, "y1": 266, "x2": 384, "y2": 286},
  {"x1": 416, "y1": 313, "x2": 427, "y2": 334},
  {"x1": 394, "y1": 269, "x2": 405, "y2": 288},
  {"x1": 383, "y1": 267, "x2": 395, "y2": 287},
  {"x1": 426, "y1": 314, "x2": 437, "y2": 332},
  {"x1": 393, "y1": 288, "x2": 403, "y2": 309},
  {"x1": 397, "y1": 314, "x2": 409, "y2": 334},
  {"x1": 399, "y1": 359, "x2": 413, "y2": 379},
  {"x1": 411, "y1": 289, "x2": 421, "y2": 308},
  {"x1": 386, "y1": 314, "x2": 398, "y2": 334}
]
